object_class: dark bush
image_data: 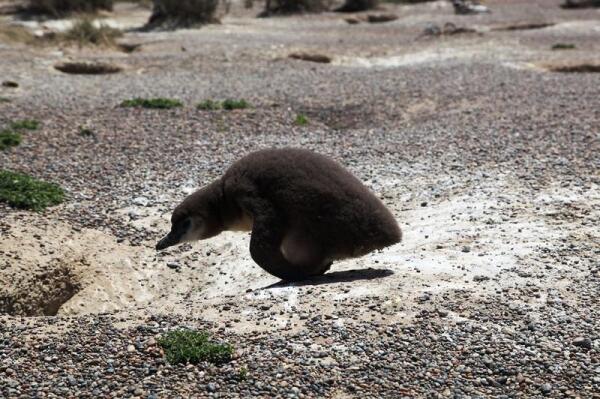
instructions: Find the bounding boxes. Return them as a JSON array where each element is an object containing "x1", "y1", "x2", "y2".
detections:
[
  {"x1": 262, "y1": 0, "x2": 333, "y2": 15},
  {"x1": 146, "y1": 0, "x2": 221, "y2": 30},
  {"x1": 28, "y1": 0, "x2": 114, "y2": 16},
  {"x1": 336, "y1": 0, "x2": 378, "y2": 12}
]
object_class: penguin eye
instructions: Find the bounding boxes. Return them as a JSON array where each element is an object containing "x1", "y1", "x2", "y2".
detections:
[{"x1": 172, "y1": 217, "x2": 191, "y2": 236}]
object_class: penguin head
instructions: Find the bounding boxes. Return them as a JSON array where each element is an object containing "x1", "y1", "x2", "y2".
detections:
[{"x1": 156, "y1": 184, "x2": 222, "y2": 250}]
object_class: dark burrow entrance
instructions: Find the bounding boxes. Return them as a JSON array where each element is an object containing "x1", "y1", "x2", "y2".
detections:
[
  {"x1": 54, "y1": 61, "x2": 122, "y2": 75},
  {"x1": 546, "y1": 63, "x2": 600, "y2": 73},
  {"x1": 0, "y1": 266, "x2": 80, "y2": 316}
]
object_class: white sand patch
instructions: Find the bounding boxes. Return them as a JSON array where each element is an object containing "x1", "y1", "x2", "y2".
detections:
[{"x1": 2, "y1": 173, "x2": 593, "y2": 330}]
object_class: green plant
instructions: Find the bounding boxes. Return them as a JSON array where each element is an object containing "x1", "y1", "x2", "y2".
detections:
[
  {"x1": 552, "y1": 43, "x2": 576, "y2": 50},
  {"x1": 295, "y1": 114, "x2": 309, "y2": 126},
  {"x1": 222, "y1": 99, "x2": 250, "y2": 110},
  {"x1": 238, "y1": 366, "x2": 248, "y2": 381},
  {"x1": 60, "y1": 18, "x2": 123, "y2": 47},
  {"x1": 197, "y1": 99, "x2": 222, "y2": 110},
  {"x1": 10, "y1": 119, "x2": 40, "y2": 131},
  {"x1": 121, "y1": 98, "x2": 183, "y2": 109},
  {"x1": 157, "y1": 329, "x2": 233, "y2": 365},
  {"x1": 0, "y1": 130, "x2": 22, "y2": 150},
  {"x1": 0, "y1": 170, "x2": 65, "y2": 211},
  {"x1": 78, "y1": 126, "x2": 95, "y2": 137}
]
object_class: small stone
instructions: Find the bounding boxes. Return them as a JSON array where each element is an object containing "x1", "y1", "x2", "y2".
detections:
[
  {"x1": 167, "y1": 262, "x2": 180, "y2": 270},
  {"x1": 420, "y1": 201, "x2": 428, "y2": 207},
  {"x1": 437, "y1": 309, "x2": 449, "y2": 317},
  {"x1": 461, "y1": 246, "x2": 471, "y2": 253},
  {"x1": 207, "y1": 382, "x2": 218, "y2": 392},
  {"x1": 133, "y1": 196, "x2": 150, "y2": 206},
  {"x1": 473, "y1": 275, "x2": 490, "y2": 282},
  {"x1": 127, "y1": 344, "x2": 136, "y2": 352},
  {"x1": 573, "y1": 337, "x2": 592, "y2": 349},
  {"x1": 540, "y1": 383, "x2": 552, "y2": 394}
]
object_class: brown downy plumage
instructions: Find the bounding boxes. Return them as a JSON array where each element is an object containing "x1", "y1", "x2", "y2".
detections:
[{"x1": 157, "y1": 148, "x2": 401, "y2": 281}]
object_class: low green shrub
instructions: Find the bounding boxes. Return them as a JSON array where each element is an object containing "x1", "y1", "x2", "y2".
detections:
[
  {"x1": 158, "y1": 329, "x2": 233, "y2": 365},
  {"x1": 197, "y1": 99, "x2": 222, "y2": 110},
  {"x1": 295, "y1": 114, "x2": 309, "y2": 126},
  {"x1": 0, "y1": 130, "x2": 22, "y2": 150},
  {"x1": 121, "y1": 98, "x2": 183, "y2": 109},
  {"x1": 0, "y1": 170, "x2": 65, "y2": 211},
  {"x1": 222, "y1": 99, "x2": 250, "y2": 110},
  {"x1": 551, "y1": 43, "x2": 576, "y2": 50},
  {"x1": 10, "y1": 119, "x2": 40, "y2": 130}
]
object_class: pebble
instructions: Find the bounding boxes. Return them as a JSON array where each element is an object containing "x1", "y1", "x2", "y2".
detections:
[
  {"x1": 540, "y1": 383, "x2": 552, "y2": 394},
  {"x1": 167, "y1": 262, "x2": 180, "y2": 270},
  {"x1": 132, "y1": 197, "x2": 150, "y2": 207},
  {"x1": 572, "y1": 337, "x2": 592, "y2": 349}
]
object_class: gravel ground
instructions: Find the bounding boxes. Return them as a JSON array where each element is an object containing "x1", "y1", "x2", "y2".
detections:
[{"x1": 0, "y1": 0, "x2": 599, "y2": 397}]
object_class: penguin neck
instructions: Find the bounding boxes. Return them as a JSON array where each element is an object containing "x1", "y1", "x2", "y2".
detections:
[{"x1": 214, "y1": 179, "x2": 252, "y2": 232}]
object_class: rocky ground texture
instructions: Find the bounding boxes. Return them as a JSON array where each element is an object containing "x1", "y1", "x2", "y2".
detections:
[{"x1": 0, "y1": 0, "x2": 599, "y2": 397}]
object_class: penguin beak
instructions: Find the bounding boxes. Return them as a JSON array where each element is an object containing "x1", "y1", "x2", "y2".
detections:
[
  {"x1": 156, "y1": 217, "x2": 191, "y2": 251},
  {"x1": 156, "y1": 233, "x2": 178, "y2": 250}
]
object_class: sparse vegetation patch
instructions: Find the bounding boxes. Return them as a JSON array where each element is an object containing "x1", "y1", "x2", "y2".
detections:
[
  {"x1": 121, "y1": 98, "x2": 183, "y2": 109},
  {"x1": 0, "y1": 130, "x2": 22, "y2": 150},
  {"x1": 27, "y1": 0, "x2": 114, "y2": 17},
  {"x1": 11, "y1": 119, "x2": 40, "y2": 131},
  {"x1": 197, "y1": 99, "x2": 250, "y2": 110},
  {"x1": 78, "y1": 126, "x2": 95, "y2": 137},
  {"x1": 222, "y1": 99, "x2": 250, "y2": 110},
  {"x1": 0, "y1": 25, "x2": 37, "y2": 45},
  {"x1": 60, "y1": 18, "x2": 123, "y2": 47},
  {"x1": 552, "y1": 43, "x2": 576, "y2": 50},
  {"x1": 295, "y1": 114, "x2": 309, "y2": 125},
  {"x1": 197, "y1": 99, "x2": 222, "y2": 110},
  {"x1": 0, "y1": 170, "x2": 65, "y2": 211},
  {"x1": 158, "y1": 329, "x2": 233, "y2": 365},
  {"x1": 145, "y1": 0, "x2": 221, "y2": 30}
]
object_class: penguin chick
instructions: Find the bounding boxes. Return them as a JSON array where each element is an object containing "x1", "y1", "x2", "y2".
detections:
[{"x1": 156, "y1": 148, "x2": 401, "y2": 282}]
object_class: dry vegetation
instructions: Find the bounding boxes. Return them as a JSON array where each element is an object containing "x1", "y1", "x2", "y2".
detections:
[
  {"x1": 27, "y1": 0, "x2": 114, "y2": 16},
  {"x1": 262, "y1": 0, "x2": 334, "y2": 15},
  {"x1": 59, "y1": 18, "x2": 122, "y2": 46},
  {"x1": 146, "y1": 0, "x2": 221, "y2": 29}
]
